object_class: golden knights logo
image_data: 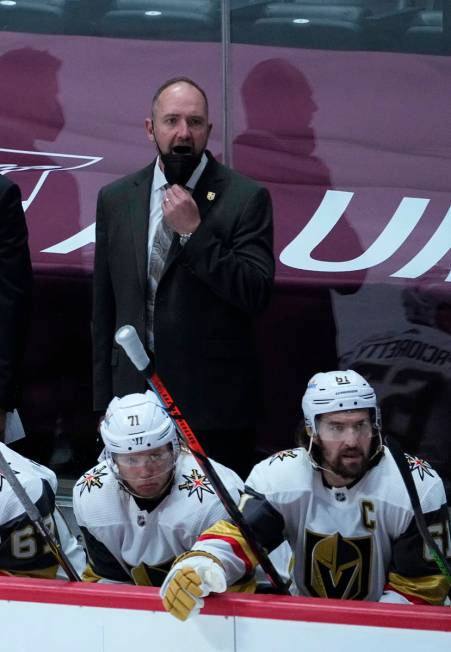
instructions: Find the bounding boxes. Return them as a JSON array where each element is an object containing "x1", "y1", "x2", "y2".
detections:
[
  {"x1": 304, "y1": 530, "x2": 372, "y2": 600},
  {"x1": 76, "y1": 464, "x2": 108, "y2": 496},
  {"x1": 404, "y1": 453, "x2": 434, "y2": 480},
  {"x1": 178, "y1": 469, "x2": 214, "y2": 502},
  {"x1": 269, "y1": 450, "x2": 298, "y2": 464}
]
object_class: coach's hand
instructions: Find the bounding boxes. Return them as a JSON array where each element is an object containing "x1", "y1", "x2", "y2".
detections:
[
  {"x1": 162, "y1": 185, "x2": 200, "y2": 236},
  {"x1": 160, "y1": 554, "x2": 226, "y2": 621}
]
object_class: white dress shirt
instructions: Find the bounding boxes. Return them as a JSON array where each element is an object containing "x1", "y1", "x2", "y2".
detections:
[{"x1": 147, "y1": 153, "x2": 208, "y2": 270}]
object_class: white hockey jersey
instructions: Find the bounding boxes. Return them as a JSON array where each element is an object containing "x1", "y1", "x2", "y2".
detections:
[
  {"x1": 0, "y1": 442, "x2": 85, "y2": 579},
  {"x1": 73, "y1": 451, "x2": 243, "y2": 585},
  {"x1": 194, "y1": 447, "x2": 450, "y2": 604}
]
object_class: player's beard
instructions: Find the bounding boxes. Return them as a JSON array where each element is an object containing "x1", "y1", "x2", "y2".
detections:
[{"x1": 320, "y1": 445, "x2": 371, "y2": 481}]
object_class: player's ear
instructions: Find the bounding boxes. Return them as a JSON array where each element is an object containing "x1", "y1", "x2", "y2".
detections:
[{"x1": 145, "y1": 118, "x2": 155, "y2": 143}]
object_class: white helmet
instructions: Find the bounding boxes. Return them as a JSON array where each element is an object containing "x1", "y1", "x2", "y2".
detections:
[
  {"x1": 101, "y1": 390, "x2": 179, "y2": 456},
  {"x1": 302, "y1": 370, "x2": 381, "y2": 437}
]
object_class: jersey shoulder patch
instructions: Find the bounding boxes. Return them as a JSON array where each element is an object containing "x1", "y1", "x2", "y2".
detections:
[
  {"x1": 404, "y1": 453, "x2": 436, "y2": 482},
  {"x1": 403, "y1": 453, "x2": 447, "y2": 512},
  {"x1": 177, "y1": 467, "x2": 215, "y2": 503},
  {"x1": 73, "y1": 464, "x2": 124, "y2": 529},
  {"x1": 175, "y1": 454, "x2": 242, "y2": 505},
  {"x1": 269, "y1": 449, "x2": 299, "y2": 465},
  {"x1": 380, "y1": 450, "x2": 446, "y2": 514},
  {"x1": 247, "y1": 448, "x2": 311, "y2": 497},
  {"x1": 74, "y1": 463, "x2": 110, "y2": 498}
]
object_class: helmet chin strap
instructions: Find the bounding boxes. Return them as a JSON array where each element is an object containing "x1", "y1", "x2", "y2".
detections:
[{"x1": 370, "y1": 429, "x2": 384, "y2": 460}]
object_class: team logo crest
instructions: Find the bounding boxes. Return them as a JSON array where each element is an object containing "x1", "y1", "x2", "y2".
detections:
[
  {"x1": 304, "y1": 530, "x2": 372, "y2": 600},
  {"x1": 404, "y1": 453, "x2": 434, "y2": 480},
  {"x1": 178, "y1": 469, "x2": 214, "y2": 502},
  {"x1": 76, "y1": 464, "x2": 108, "y2": 496},
  {"x1": 269, "y1": 450, "x2": 298, "y2": 464}
]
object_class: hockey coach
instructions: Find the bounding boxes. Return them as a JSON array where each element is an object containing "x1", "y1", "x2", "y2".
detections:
[{"x1": 92, "y1": 77, "x2": 274, "y2": 479}]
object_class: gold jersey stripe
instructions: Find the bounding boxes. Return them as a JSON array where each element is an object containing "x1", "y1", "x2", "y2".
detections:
[
  {"x1": 199, "y1": 519, "x2": 260, "y2": 573},
  {"x1": 228, "y1": 577, "x2": 257, "y2": 593},
  {"x1": 0, "y1": 565, "x2": 59, "y2": 580},
  {"x1": 82, "y1": 562, "x2": 103, "y2": 583},
  {"x1": 131, "y1": 563, "x2": 153, "y2": 586},
  {"x1": 387, "y1": 571, "x2": 450, "y2": 605}
]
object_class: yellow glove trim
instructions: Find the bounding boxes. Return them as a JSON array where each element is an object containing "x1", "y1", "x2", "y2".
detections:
[{"x1": 172, "y1": 550, "x2": 224, "y2": 570}]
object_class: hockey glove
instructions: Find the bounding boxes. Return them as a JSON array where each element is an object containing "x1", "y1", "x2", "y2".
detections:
[{"x1": 160, "y1": 553, "x2": 227, "y2": 621}]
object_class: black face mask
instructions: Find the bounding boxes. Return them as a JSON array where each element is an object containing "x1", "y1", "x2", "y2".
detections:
[{"x1": 159, "y1": 145, "x2": 202, "y2": 186}]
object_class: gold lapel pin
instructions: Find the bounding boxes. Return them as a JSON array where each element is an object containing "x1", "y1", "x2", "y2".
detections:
[{"x1": 206, "y1": 191, "x2": 216, "y2": 201}]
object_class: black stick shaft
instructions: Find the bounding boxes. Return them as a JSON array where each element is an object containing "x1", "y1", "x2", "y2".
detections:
[
  {"x1": 386, "y1": 437, "x2": 451, "y2": 581},
  {"x1": 148, "y1": 371, "x2": 289, "y2": 594},
  {"x1": 115, "y1": 325, "x2": 290, "y2": 594},
  {"x1": 0, "y1": 449, "x2": 81, "y2": 582}
]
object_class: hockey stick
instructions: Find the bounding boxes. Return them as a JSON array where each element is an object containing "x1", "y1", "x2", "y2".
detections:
[
  {"x1": 115, "y1": 325, "x2": 290, "y2": 594},
  {"x1": 0, "y1": 449, "x2": 81, "y2": 582},
  {"x1": 385, "y1": 436, "x2": 451, "y2": 582}
]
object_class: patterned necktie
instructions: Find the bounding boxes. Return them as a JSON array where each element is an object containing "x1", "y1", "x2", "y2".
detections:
[{"x1": 146, "y1": 214, "x2": 173, "y2": 351}]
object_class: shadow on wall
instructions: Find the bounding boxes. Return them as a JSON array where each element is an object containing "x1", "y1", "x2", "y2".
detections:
[
  {"x1": 0, "y1": 48, "x2": 99, "y2": 475},
  {"x1": 232, "y1": 58, "x2": 364, "y2": 457}
]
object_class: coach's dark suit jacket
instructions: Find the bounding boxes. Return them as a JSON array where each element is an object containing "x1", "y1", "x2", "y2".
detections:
[
  {"x1": 93, "y1": 152, "x2": 274, "y2": 429},
  {"x1": 0, "y1": 176, "x2": 32, "y2": 411}
]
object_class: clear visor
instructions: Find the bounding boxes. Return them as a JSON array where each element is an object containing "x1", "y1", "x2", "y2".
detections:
[
  {"x1": 112, "y1": 446, "x2": 175, "y2": 481},
  {"x1": 316, "y1": 415, "x2": 376, "y2": 442}
]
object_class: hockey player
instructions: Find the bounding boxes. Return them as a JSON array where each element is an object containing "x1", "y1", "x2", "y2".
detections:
[
  {"x1": 0, "y1": 442, "x2": 85, "y2": 579},
  {"x1": 72, "y1": 390, "x2": 244, "y2": 585},
  {"x1": 161, "y1": 370, "x2": 451, "y2": 619}
]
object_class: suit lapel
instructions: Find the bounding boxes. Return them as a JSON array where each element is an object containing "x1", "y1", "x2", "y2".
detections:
[{"x1": 128, "y1": 163, "x2": 154, "y2": 294}]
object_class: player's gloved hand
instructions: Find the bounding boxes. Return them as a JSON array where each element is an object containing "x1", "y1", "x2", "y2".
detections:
[{"x1": 160, "y1": 554, "x2": 227, "y2": 621}]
